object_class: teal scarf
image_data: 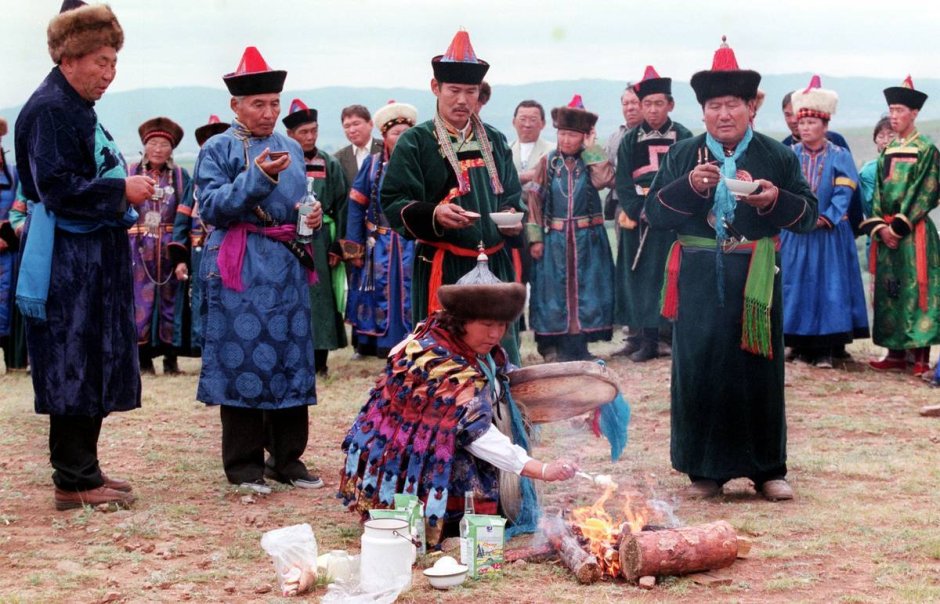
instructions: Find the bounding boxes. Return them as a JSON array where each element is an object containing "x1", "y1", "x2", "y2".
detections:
[
  {"x1": 16, "y1": 204, "x2": 137, "y2": 320},
  {"x1": 703, "y1": 126, "x2": 753, "y2": 303}
]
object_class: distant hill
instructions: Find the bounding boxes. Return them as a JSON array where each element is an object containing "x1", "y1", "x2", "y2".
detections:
[{"x1": 3, "y1": 73, "x2": 940, "y2": 165}]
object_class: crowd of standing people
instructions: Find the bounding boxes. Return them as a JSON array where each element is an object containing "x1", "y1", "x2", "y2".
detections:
[{"x1": 1, "y1": 2, "x2": 938, "y2": 517}]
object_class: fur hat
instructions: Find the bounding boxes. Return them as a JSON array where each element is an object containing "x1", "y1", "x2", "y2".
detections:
[
  {"x1": 437, "y1": 248, "x2": 526, "y2": 322},
  {"x1": 689, "y1": 36, "x2": 760, "y2": 105},
  {"x1": 47, "y1": 3, "x2": 124, "y2": 64},
  {"x1": 551, "y1": 94, "x2": 598, "y2": 135},
  {"x1": 791, "y1": 75, "x2": 838, "y2": 121},
  {"x1": 373, "y1": 101, "x2": 418, "y2": 135},
  {"x1": 138, "y1": 116, "x2": 184, "y2": 148}
]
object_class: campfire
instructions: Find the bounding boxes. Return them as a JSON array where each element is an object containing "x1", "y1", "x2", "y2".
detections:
[
  {"x1": 567, "y1": 485, "x2": 652, "y2": 578},
  {"x1": 518, "y1": 486, "x2": 745, "y2": 587}
]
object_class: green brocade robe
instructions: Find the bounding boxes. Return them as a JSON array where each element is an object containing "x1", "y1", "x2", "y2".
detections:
[
  {"x1": 381, "y1": 119, "x2": 524, "y2": 363},
  {"x1": 615, "y1": 119, "x2": 693, "y2": 327},
  {"x1": 306, "y1": 149, "x2": 349, "y2": 351},
  {"x1": 644, "y1": 132, "x2": 817, "y2": 481},
  {"x1": 862, "y1": 132, "x2": 940, "y2": 349}
]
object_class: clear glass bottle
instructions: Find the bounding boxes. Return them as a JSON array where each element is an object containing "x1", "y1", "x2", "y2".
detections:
[
  {"x1": 459, "y1": 490, "x2": 475, "y2": 565},
  {"x1": 296, "y1": 176, "x2": 318, "y2": 243}
]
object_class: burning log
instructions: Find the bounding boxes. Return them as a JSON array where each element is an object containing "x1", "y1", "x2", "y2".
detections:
[
  {"x1": 541, "y1": 515, "x2": 600, "y2": 584},
  {"x1": 504, "y1": 542, "x2": 556, "y2": 563},
  {"x1": 619, "y1": 520, "x2": 738, "y2": 581}
]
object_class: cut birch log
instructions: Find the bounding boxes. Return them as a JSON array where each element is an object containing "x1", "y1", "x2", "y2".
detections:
[
  {"x1": 920, "y1": 404, "x2": 940, "y2": 417},
  {"x1": 619, "y1": 520, "x2": 738, "y2": 581}
]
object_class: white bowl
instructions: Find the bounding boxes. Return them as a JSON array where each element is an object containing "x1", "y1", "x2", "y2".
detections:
[
  {"x1": 423, "y1": 567, "x2": 468, "y2": 589},
  {"x1": 723, "y1": 178, "x2": 760, "y2": 197},
  {"x1": 490, "y1": 211, "x2": 523, "y2": 227}
]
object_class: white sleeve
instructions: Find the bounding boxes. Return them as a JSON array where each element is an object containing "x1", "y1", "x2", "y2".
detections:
[{"x1": 465, "y1": 426, "x2": 533, "y2": 475}]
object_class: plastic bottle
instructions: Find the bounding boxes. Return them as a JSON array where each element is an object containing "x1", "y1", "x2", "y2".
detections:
[{"x1": 458, "y1": 490, "x2": 475, "y2": 566}]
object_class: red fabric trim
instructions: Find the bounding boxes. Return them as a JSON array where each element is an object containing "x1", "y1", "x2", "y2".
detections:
[
  {"x1": 660, "y1": 241, "x2": 682, "y2": 320},
  {"x1": 915, "y1": 220, "x2": 928, "y2": 312},
  {"x1": 420, "y1": 240, "x2": 505, "y2": 316},
  {"x1": 176, "y1": 204, "x2": 193, "y2": 216}
]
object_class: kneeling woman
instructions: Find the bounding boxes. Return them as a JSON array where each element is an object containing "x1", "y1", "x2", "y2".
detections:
[{"x1": 339, "y1": 258, "x2": 576, "y2": 545}]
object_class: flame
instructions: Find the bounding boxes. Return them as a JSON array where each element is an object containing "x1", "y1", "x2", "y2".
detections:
[{"x1": 569, "y1": 485, "x2": 653, "y2": 578}]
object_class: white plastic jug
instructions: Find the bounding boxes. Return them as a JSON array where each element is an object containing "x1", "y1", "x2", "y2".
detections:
[{"x1": 359, "y1": 518, "x2": 415, "y2": 593}]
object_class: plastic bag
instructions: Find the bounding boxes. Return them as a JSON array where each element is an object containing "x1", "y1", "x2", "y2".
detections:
[
  {"x1": 260, "y1": 523, "x2": 318, "y2": 597},
  {"x1": 320, "y1": 575, "x2": 409, "y2": 604}
]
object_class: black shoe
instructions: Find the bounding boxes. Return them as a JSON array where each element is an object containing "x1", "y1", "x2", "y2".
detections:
[
  {"x1": 628, "y1": 340, "x2": 658, "y2": 363},
  {"x1": 264, "y1": 467, "x2": 324, "y2": 489}
]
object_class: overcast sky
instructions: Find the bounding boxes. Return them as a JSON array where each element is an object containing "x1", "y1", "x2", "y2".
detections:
[{"x1": 3, "y1": 0, "x2": 939, "y2": 108}]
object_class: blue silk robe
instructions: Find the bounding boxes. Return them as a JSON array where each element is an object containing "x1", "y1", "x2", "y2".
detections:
[
  {"x1": 781, "y1": 142, "x2": 869, "y2": 343},
  {"x1": 194, "y1": 124, "x2": 316, "y2": 409},
  {"x1": 345, "y1": 152, "x2": 414, "y2": 351}
]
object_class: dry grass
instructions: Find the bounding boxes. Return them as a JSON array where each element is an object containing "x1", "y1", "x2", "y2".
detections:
[{"x1": 0, "y1": 334, "x2": 938, "y2": 603}]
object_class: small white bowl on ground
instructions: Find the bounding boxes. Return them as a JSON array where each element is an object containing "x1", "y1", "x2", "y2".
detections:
[
  {"x1": 423, "y1": 556, "x2": 468, "y2": 589},
  {"x1": 722, "y1": 178, "x2": 760, "y2": 197},
  {"x1": 490, "y1": 211, "x2": 523, "y2": 227}
]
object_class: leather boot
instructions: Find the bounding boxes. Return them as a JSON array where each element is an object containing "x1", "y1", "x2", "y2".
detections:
[
  {"x1": 912, "y1": 347, "x2": 931, "y2": 377},
  {"x1": 139, "y1": 353, "x2": 155, "y2": 375}
]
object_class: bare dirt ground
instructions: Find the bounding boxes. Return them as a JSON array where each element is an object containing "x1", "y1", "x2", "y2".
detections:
[{"x1": 0, "y1": 335, "x2": 938, "y2": 603}]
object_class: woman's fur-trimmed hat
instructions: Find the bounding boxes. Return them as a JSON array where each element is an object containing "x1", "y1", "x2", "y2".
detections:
[
  {"x1": 437, "y1": 247, "x2": 527, "y2": 323},
  {"x1": 47, "y1": 3, "x2": 123, "y2": 64}
]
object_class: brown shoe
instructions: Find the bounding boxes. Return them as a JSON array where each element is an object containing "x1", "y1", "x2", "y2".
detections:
[
  {"x1": 760, "y1": 479, "x2": 794, "y2": 501},
  {"x1": 100, "y1": 472, "x2": 133, "y2": 493},
  {"x1": 683, "y1": 479, "x2": 721, "y2": 499},
  {"x1": 54, "y1": 486, "x2": 136, "y2": 511}
]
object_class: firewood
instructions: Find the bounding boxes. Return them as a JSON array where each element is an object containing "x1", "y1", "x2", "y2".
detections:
[
  {"x1": 504, "y1": 542, "x2": 557, "y2": 563},
  {"x1": 541, "y1": 516, "x2": 600, "y2": 584},
  {"x1": 920, "y1": 405, "x2": 940, "y2": 417},
  {"x1": 619, "y1": 520, "x2": 738, "y2": 581}
]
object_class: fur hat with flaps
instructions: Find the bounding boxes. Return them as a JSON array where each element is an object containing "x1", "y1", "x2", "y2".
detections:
[
  {"x1": 551, "y1": 94, "x2": 598, "y2": 135},
  {"x1": 437, "y1": 247, "x2": 527, "y2": 323},
  {"x1": 47, "y1": 1, "x2": 123, "y2": 65},
  {"x1": 791, "y1": 75, "x2": 838, "y2": 121}
]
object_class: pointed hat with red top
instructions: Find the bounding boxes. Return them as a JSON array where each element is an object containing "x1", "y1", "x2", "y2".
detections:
[
  {"x1": 689, "y1": 36, "x2": 761, "y2": 105},
  {"x1": 551, "y1": 94, "x2": 598, "y2": 135},
  {"x1": 223, "y1": 47, "x2": 286, "y2": 96},
  {"x1": 884, "y1": 75, "x2": 927, "y2": 110},
  {"x1": 195, "y1": 114, "x2": 230, "y2": 147},
  {"x1": 634, "y1": 65, "x2": 672, "y2": 99},
  {"x1": 282, "y1": 98, "x2": 318, "y2": 130},
  {"x1": 791, "y1": 75, "x2": 838, "y2": 121},
  {"x1": 432, "y1": 29, "x2": 489, "y2": 85}
]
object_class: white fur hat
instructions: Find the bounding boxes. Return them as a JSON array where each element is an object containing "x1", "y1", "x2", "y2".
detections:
[{"x1": 791, "y1": 75, "x2": 838, "y2": 120}]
